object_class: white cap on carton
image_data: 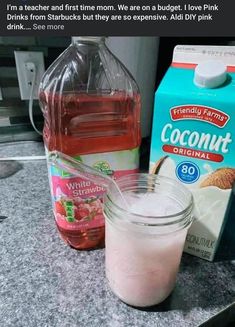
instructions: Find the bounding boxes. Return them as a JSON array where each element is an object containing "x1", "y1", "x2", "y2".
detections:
[{"x1": 194, "y1": 60, "x2": 227, "y2": 88}]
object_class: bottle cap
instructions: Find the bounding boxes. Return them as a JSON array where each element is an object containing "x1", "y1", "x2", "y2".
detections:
[
  {"x1": 72, "y1": 36, "x2": 105, "y2": 43},
  {"x1": 194, "y1": 60, "x2": 227, "y2": 88}
]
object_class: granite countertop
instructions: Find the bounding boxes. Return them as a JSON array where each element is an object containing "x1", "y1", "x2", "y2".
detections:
[{"x1": 0, "y1": 141, "x2": 235, "y2": 327}]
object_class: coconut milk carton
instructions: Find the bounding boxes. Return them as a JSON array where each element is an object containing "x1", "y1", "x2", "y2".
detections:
[{"x1": 150, "y1": 45, "x2": 235, "y2": 261}]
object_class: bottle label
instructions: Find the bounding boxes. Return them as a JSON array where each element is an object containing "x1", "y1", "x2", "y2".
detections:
[{"x1": 47, "y1": 148, "x2": 139, "y2": 231}]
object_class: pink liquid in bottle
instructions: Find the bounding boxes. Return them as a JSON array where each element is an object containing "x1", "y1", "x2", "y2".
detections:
[{"x1": 39, "y1": 37, "x2": 141, "y2": 250}]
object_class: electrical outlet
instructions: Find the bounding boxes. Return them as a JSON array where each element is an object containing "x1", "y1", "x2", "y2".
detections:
[{"x1": 14, "y1": 51, "x2": 45, "y2": 100}]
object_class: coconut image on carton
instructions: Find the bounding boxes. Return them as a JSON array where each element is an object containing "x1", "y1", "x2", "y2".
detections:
[{"x1": 200, "y1": 168, "x2": 235, "y2": 189}]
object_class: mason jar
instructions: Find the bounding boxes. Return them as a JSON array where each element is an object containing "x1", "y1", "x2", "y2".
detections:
[{"x1": 104, "y1": 173, "x2": 193, "y2": 307}]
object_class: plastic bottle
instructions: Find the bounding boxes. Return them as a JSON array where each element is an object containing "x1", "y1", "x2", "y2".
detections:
[{"x1": 39, "y1": 37, "x2": 141, "y2": 250}]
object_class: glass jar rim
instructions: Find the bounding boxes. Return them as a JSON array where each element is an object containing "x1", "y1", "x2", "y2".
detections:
[{"x1": 104, "y1": 173, "x2": 194, "y2": 228}]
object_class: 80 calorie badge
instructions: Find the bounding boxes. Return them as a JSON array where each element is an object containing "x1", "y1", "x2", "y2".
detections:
[{"x1": 176, "y1": 161, "x2": 200, "y2": 184}]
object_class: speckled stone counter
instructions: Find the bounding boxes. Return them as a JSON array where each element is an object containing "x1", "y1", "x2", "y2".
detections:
[{"x1": 0, "y1": 141, "x2": 235, "y2": 327}]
